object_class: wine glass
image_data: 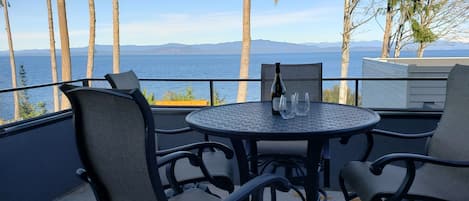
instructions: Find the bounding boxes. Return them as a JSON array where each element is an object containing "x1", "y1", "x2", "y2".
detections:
[
  {"x1": 279, "y1": 94, "x2": 296, "y2": 120},
  {"x1": 294, "y1": 92, "x2": 310, "y2": 116}
]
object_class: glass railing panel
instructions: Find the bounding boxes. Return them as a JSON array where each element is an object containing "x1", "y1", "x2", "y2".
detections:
[
  {"x1": 1, "y1": 86, "x2": 62, "y2": 125},
  {"x1": 360, "y1": 80, "x2": 446, "y2": 109},
  {"x1": 1, "y1": 91, "x2": 18, "y2": 125},
  {"x1": 322, "y1": 80, "x2": 360, "y2": 106},
  {"x1": 86, "y1": 80, "x2": 111, "y2": 88},
  {"x1": 140, "y1": 81, "x2": 211, "y2": 107},
  {"x1": 211, "y1": 81, "x2": 261, "y2": 105}
]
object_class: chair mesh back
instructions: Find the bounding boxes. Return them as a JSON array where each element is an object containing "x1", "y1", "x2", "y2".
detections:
[
  {"x1": 67, "y1": 89, "x2": 164, "y2": 201},
  {"x1": 427, "y1": 64, "x2": 469, "y2": 179},
  {"x1": 105, "y1": 70, "x2": 141, "y2": 89},
  {"x1": 261, "y1": 63, "x2": 322, "y2": 101}
]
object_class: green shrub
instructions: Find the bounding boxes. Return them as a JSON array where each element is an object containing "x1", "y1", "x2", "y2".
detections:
[{"x1": 18, "y1": 65, "x2": 47, "y2": 120}]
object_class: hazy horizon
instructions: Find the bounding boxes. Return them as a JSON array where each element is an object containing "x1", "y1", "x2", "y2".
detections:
[{"x1": 3, "y1": 38, "x2": 469, "y2": 52}]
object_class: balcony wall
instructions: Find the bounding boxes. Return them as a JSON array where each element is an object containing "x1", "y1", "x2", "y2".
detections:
[
  {"x1": 0, "y1": 113, "x2": 81, "y2": 201},
  {"x1": 0, "y1": 108, "x2": 441, "y2": 201},
  {"x1": 362, "y1": 57, "x2": 469, "y2": 109}
]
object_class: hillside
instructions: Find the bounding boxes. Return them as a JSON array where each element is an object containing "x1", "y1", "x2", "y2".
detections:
[{"x1": 2, "y1": 39, "x2": 469, "y2": 56}]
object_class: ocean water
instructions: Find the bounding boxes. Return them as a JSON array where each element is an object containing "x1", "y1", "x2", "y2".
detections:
[{"x1": 0, "y1": 50, "x2": 467, "y2": 120}]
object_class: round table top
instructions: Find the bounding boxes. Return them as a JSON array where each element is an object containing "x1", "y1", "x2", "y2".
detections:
[{"x1": 186, "y1": 101, "x2": 380, "y2": 140}]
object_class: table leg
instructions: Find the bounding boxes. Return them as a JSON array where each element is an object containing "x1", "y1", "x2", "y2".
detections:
[
  {"x1": 248, "y1": 140, "x2": 258, "y2": 175},
  {"x1": 305, "y1": 139, "x2": 324, "y2": 201},
  {"x1": 231, "y1": 139, "x2": 250, "y2": 184},
  {"x1": 232, "y1": 139, "x2": 258, "y2": 201}
]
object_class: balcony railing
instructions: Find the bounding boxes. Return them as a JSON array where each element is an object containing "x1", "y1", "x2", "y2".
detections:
[{"x1": 0, "y1": 77, "x2": 447, "y2": 129}]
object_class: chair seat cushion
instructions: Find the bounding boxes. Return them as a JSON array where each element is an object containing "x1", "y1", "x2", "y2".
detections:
[
  {"x1": 169, "y1": 188, "x2": 220, "y2": 201},
  {"x1": 340, "y1": 161, "x2": 469, "y2": 201},
  {"x1": 257, "y1": 140, "x2": 308, "y2": 156},
  {"x1": 159, "y1": 151, "x2": 233, "y2": 187}
]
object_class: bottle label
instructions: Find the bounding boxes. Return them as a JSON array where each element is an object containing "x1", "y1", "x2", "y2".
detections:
[{"x1": 272, "y1": 97, "x2": 280, "y2": 111}]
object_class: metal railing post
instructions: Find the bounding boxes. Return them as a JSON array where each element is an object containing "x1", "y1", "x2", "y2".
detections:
[
  {"x1": 355, "y1": 80, "x2": 359, "y2": 106},
  {"x1": 209, "y1": 81, "x2": 214, "y2": 106},
  {"x1": 82, "y1": 79, "x2": 89, "y2": 87}
]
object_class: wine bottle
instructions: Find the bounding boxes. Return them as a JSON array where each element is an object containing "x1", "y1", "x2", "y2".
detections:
[{"x1": 271, "y1": 62, "x2": 286, "y2": 115}]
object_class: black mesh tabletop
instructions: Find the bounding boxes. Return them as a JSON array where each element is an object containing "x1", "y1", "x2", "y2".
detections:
[{"x1": 186, "y1": 101, "x2": 380, "y2": 140}]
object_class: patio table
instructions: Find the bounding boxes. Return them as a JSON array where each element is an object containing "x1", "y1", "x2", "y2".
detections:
[{"x1": 185, "y1": 101, "x2": 380, "y2": 201}]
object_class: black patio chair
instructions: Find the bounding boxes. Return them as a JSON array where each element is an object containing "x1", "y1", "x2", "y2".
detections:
[
  {"x1": 62, "y1": 86, "x2": 300, "y2": 201},
  {"x1": 104, "y1": 71, "x2": 234, "y2": 194},
  {"x1": 105, "y1": 70, "x2": 141, "y2": 89},
  {"x1": 339, "y1": 64, "x2": 469, "y2": 201},
  {"x1": 253, "y1": 63, "x2": 330, "y2": 188}
]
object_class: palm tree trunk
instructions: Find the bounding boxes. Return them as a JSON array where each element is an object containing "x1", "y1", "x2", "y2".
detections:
[
  {"x1": 57, "y1": 0, "x2": 72, "y2": 109},
  {"x1": 86, "y1": 0, "x2": 96, "y2": 85},
  {"x1": 381, "y1": 0, "x2": 393, "y2": 58},
  {"x1": 47, "y1": 0, "x2": 60, "y2": 112},
  {"x1": 112, "y1": 0, "x2": 120, "y2": 73},
  {"x1": 236, "y1": 0, "x2": 251, "y2": 103},
  {"x1": 339, "y1": 0, "x2": 352, "y2": 105},
  {"x1": 2, "y1": 0, "x2": 20, "y2": 120}
]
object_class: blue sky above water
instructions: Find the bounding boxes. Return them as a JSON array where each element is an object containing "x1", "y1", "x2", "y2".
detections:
[{"x1": 0, "y1": 0, "x2": 386, "y2": 50}]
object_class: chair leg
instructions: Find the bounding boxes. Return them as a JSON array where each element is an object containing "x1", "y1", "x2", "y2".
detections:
[
  {"x1": 270, "y1": 186, "x2": 277, "y2": 201},
  {"x1": 285, "y1": 165, "x2": 293, "y2": 180},
  {"x1": 339, "y1": 174, "x2": 351, "y2": 201},
  {"x1": 323, "y1": 158, "x2": 330, "y2": 188}
]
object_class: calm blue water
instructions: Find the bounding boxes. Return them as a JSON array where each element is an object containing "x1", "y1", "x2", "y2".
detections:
[{"x1": 0, "y1": 50, "x2": 467, "y2": 120}]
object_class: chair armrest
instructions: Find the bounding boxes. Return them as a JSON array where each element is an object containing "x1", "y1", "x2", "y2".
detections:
[
  {"x1": 370, "y1": 153, "x2": 469, "y2": 175},
  {"x1": 372, "y1": 129, "x2": 435, "y2": 139},
  {"x1": 342, "y1": 129, "x2": 435, "y2": 162},
  {"x1": 157, "y1": 151, "x2": 200, "y2": 167},
  {"x1": 157, "y1": 151, "x2": 204, "y2": 194},
  {"x1": 157, "y1": 150, "x2": 230, "y2": 194},
  {"x1": 368, "y1": 153, "x2": 469, "y2": 200},
  {"x1": 223, "y1": 174, "x2": 298, "y2": 201},
  {"x1": 156, "y1": 141, "x2": 234, "y2": 159},
  {"x1": 154, "y1": 127, "x2": 193, "y2": 134}
]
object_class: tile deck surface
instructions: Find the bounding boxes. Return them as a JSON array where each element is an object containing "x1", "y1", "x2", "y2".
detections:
[{"x1": 54, "y1": 183, "x2": 348, "y2": 201}]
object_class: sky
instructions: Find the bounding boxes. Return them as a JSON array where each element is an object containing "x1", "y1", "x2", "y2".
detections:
[{"x1": 0, "y1": 0, "x2": 387, "y2": 51}]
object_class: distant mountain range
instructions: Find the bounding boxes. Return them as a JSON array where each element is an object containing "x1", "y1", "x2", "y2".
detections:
[{"x1": 3, "y1": 39, "x2": 469, "y2": 56}]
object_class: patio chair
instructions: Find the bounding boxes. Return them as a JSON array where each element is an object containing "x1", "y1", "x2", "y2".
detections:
[
  {"x1": 105, "y1": 71, "x2": 195, "y2": 134},
  {"x1": 254, "y1": 63, "x2": 329, "y2": 186},
  {"x1": 104, "y1": 71, "x2": 234, "y2": 193},
  {"x1": 105, "y1": 70, "x2": 141, "y2": 89},
  {"x1": 62, "y1": 86, "x2": 299, "y2": 201},
  {"x1": 339, "y1": 64, "x2": 469, "y2": 201}
]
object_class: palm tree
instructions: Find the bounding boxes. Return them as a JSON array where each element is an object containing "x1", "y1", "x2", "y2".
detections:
[
  {"x1": 86, "y1": 0, "x2": 96, "y2": 85},
  {"x1": 380, "y1": 0, "x2": 398, "y2": 58},
  {"x1": 46, "y1": 0, "x2": 60, "y2": 112},
  {"x1": 1, "y1": 0, "x2": 19, "y2": 120},
  {"x1": 236, "y1": 0, "x2": 251, "y2": 103},
  {"x1": 57, "y1": 0, "x2": 72, "y2": 109},
  {"x1": 112, "y1": 0, "x2": 120, "y2": 73}
]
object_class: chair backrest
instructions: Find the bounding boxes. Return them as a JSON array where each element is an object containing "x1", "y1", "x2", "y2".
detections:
[
  {"x1": 105, "y1": 70, "x2": 141, "y2": 89},
  {"x1": 261, "y1": 63, "x2": 322, "y2": 101},
  {"x1": 62, "y1": 87, "x2": 166, "y2": 201},
  {"x1": 427, "y1": 64, "x2": 469, "y2": 177}
]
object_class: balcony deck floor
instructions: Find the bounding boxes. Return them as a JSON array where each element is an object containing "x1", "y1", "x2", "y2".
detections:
[{"x1": 54, "y1": 183, "x2": 349, "y2": 201}]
